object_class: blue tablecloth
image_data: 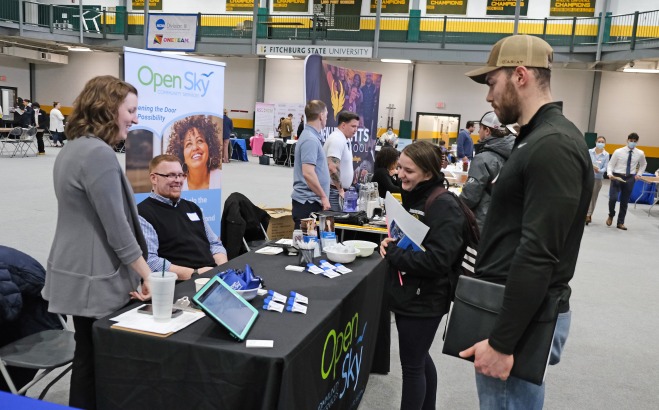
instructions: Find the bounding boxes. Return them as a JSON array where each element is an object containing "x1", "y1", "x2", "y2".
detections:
[
  {"x1": 630, "y1": 173, "x2": 657, "y2": 204},
  {"x1": 230, "y1": 138, "x2": 248, "y2": 161}
]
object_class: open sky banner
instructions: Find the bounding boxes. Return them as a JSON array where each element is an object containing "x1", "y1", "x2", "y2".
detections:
[
  {"x1": 305, "y1": 54, "x2": 382, "y2": 185},
  {"x1": 124, "y1": 47, "x2": 226, "y2": 235}
]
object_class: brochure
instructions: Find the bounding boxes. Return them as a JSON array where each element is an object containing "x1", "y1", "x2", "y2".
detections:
[{"x1": 384, "y1": 192, "x2": 429, "y2": 252}]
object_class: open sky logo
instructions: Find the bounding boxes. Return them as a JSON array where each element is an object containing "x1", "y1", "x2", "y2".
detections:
[
  {"x1": 137, "y1": 65, "x2": 214, "y2": 97},
  {"x1": 318, "y1": 312, "x2": 367, "y2": 408},
  {"x1": 155, "y1": 19, "x2": 166, "y2": 30}
]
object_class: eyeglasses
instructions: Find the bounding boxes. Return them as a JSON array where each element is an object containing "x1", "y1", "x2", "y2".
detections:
[{"x1": 153, "y1": 172, "x2": 187, "y2": 180}]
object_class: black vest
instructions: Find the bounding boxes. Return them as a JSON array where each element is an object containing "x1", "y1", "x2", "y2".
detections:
[{"x1": 138, "y1": 197, "x2": 216, "y2": 269}]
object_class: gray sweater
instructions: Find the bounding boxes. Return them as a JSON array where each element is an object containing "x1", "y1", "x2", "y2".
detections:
[{"x1": 43, "y1": 136, "x2": 146, "y2": 319}]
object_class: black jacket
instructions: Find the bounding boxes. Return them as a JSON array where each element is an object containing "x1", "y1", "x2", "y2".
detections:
[
  {"x1": 372, "y1": 167, "x2": 401, "y2": 198},
  {"x1": 475, "y1": 103, "x2": 593, "y2": 355},
  {"x1": 221, "y1": 193, "x2": 271, "y2": 260},
  {"x1": 385, "y1": 179, "x2": 465, "y2": 317}
]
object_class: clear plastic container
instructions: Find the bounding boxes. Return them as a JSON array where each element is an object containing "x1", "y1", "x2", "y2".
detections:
[{"x1": 344, "y1": 187, "x2": 358, "y2": 212}]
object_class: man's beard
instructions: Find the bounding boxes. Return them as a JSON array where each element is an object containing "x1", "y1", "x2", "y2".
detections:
[{"x1": 495, "y1": 80, "x2": 521, "y2": 125}]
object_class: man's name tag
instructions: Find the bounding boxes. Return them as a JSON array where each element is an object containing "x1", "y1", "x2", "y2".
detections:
[{"x1": 187, "y1": 212, "x2": 200, "y2": 221}]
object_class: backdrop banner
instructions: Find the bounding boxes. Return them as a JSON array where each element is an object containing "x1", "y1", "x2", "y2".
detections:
[
  {"x1": 305, "y1": 54, "x2": 382, "y2": 185},
  {"x1": 124, "y1": 47, "x2": 226, "y2": 235},
  {"x1": 254, "y1": 102, "x2": 276, "y2": 138}
]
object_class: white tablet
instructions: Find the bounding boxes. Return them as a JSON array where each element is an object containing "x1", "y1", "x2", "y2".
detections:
[{"x1": 193, "y1": 276, "x2": 259, "y2": 341}]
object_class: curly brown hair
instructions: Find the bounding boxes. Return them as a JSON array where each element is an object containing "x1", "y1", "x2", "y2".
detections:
[
  {"x1": 65, "y1": 76, "x2": 137, "y2": 145},
  {"x1": 166, "y1": 115, "x2": 222, "y2": 173}
]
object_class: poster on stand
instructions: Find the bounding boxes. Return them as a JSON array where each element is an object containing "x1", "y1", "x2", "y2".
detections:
[
  {"x1": 123, "y1": 47, "x2": 226, "y2": 235},
  {"x1": 254, "y1": 102, "x2": 276, "y2": 138},
  {"x1": 305, "y1": 54, "x2": 382, "y2": 185}
]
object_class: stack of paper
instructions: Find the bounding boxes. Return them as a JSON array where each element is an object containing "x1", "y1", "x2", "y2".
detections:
[{"x1": 110, "y1": 305, "x2": 205, "y2": 336}]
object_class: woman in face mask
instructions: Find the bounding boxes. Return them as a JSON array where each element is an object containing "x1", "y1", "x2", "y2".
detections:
[{"x1": 586, "y1": 136, "x2": 609, "y2": 225}]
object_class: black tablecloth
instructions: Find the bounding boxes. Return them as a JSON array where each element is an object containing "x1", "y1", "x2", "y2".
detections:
[{"x1": 93, "y1": 251, "x2": 389, "y2": 410}]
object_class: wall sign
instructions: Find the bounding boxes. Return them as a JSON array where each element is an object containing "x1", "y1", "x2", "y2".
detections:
[
  {"x1": 486, "y1": 0, "x2": 529, "y2": 16},
  {"x1": 132, "y1": 0, "x2": 163, "y2": 11},
  {"x1": 550, "y1": 0, "x2": 595, "y2": 17},
  {"x1": 427, "y1": 0, "x2": 468, "y2": 15}
]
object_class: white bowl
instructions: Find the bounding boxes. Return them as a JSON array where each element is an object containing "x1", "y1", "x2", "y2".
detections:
[
  {"x1": 235, "y1": 287, "x2": 259, "y2": 301},
  {"x1": 324, "y1": 246, "x2": 360, "y2": 264},
  {"x1": 342, "y1": 240, "x2": 378, "y2": 257}
]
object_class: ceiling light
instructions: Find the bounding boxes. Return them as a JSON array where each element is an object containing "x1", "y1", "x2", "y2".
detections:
[
  {"x1": 265, "y1": 54, "x2": 293, "y2": 59},
  {"x1": 381, "y1": 59, "x2": 412, "y2": 64},
  {"x1": 67, "y1": 46, "x2": 91, "y2": 52},
  {"x1": 622, "y1": 68, "x2": 659, "y2": 74}
]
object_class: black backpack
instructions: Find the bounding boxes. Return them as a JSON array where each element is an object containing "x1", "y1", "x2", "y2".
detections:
[{"x1": 424, "y1": 186, "x2": 480, "y2": 294}]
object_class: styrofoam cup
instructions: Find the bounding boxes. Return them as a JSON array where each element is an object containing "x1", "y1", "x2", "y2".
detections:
[
  {"x1": 195, "y1": 278, "x2": 210, "y2": 293},
  {"x1": 150, "y1": 272, "x2": 177, "y2": 322}
]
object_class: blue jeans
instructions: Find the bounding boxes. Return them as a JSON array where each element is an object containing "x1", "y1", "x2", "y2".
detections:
[
  {"x1": 329, "y1": 187, "x2": 343, "y2": 212},
  {"x1": 475, "y1": 311, "x2": 572, "y2": 410}
]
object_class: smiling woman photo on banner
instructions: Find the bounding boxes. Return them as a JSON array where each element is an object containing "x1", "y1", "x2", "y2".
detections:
[{"x1": 166, "y1": 114, "x2": 223, "y2": 190}]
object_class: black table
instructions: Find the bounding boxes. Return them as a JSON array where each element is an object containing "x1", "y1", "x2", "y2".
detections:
[{"x1": 93, "y1": 251, "x2": 390, "y2": 410}]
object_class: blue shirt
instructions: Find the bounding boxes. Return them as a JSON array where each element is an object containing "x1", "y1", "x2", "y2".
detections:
[
  {"x1": 291, "y1": 125, "x2": 330, "y2": 204},
  {"x1": 589, "y1": 148, "x2": 609, "y2": 180},
  {"x1": 457, "y1": 128, "x2": 474, "y2": 160},
  {"x1": 138, "y1": 192, "x2": 226, "y2": 272},
  {"x1": 223, "y1": 115, "x2": 233, "y2": 140}
]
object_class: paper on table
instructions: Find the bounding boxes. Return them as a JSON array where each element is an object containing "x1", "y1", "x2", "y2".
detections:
[
  {"x1": 110, "y1": 304, "x2": 205, "y2": 335},
  {"x1": 255, "y1": 246, "x2": 284, "y2": 255},
  {"x1": 276, "y1": 239, "x2": 294, "y2": 246},
  {"x1": 384, "y1": 192, "x2": 429, "y2": 251}
]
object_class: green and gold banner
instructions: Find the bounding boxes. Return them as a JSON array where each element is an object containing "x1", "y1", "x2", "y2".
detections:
[
  {"x1": 426, "y1": 0, "x2": 468, "y2": 15},
  {"x1": 273, "y1": 0, "x2": 309, "y2": 12},
  {"x1": 132, "y1": 0, "x2": 163, "y2": 11},
  {"x1": 226, "y1": 0, "x2": 255, "y2": 12},
  {"x1": 370, "y1": 0, "x2": 410, "y2": 14},
  {"x1": 486, "y1": 0, "x2": 528, "y2": 16},
  {"x1": 550, "y1": 0, "x2": 595, "y2": 17}
]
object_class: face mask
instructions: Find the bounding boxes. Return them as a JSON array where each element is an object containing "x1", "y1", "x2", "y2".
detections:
[
  {"x1": 627, "y1": 141, "x2": 637, "y2": 149},
  {"x1": 596, "y1": 142, "x2": 605, "y2": 149},
  {"x1": 387, "y1": 131, "x2": 392, "y2": 135}
]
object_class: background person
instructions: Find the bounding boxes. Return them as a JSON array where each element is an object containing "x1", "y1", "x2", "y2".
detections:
[
  {"x1": 222, "y1": 108, "x2": 233, "y2": 163},
  {"x1": 166, "y1": 115, "x2": 222, "y2": 191},
  {"x1": 138, "y1": 155, "x2": 227, "y2": 280},
  {"x1": 372, "y1": 146, "x2": 401, "y2": 198},
  {"x1": 324, "y1": 110, "x2": 359, "y2": 211},
  {"x1": 281, "y1": 113, "x2": 293, "y2": 142},
  {"x1": 606, "y1": 132, "x2": 646, "y2": 230},
  {"x1": 462, "y1": 34, "x2": 593, "y2": 409},
  {"x1": 460, "y1": 111, "x2": 514, "y2": 230},
  {"x1": 586, "y1": 136, "x2": 609, "y2": 225},
  {"x1": 457, "y1": 121, "x2": 475, "y2": 164},
  {"x1": 291, "y1": 100, "x2": 330, "y2": 228},
  {"x1": 42, "y1": 75, "x2": 152, "y2": 410},
  {"x1": 50, "y1": 101, "x2": 66, "y2": 147},
  {"x1": 379, "y1": 141, "x2": 466, "y2": 410},
  {"x1": 31, "y1": 102, "x2": 48, "y2": 155},
  {"x1": 379, "y1": 127, "x2": 398, "y2": 148}
]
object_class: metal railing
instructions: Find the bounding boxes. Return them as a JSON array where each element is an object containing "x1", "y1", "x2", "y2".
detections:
[{"x1": 1, "y1": 2, "x2": 657, "y2": 51}]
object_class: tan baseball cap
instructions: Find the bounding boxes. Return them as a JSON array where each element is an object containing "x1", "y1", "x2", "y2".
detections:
[{"x1": 465, "y1": 35, "x2": 553, "y2": 84}]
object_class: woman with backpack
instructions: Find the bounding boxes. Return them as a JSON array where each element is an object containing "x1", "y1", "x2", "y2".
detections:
[{"x1": 379, "y1": 141, "x2": 468, "y2": 410}]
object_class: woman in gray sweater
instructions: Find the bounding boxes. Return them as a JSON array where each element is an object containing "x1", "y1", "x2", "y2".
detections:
[{"x1": 42, "y1": 76, "x2": 152, "y2": 410}]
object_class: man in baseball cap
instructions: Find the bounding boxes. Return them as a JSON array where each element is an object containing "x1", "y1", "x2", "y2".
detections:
[{"x1": 459, "y1": 35, "x2": 594, "y2": 409}]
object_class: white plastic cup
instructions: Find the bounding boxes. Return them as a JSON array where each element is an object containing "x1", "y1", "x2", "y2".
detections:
[
  {"x1": 150, "y1": 272, "x2": 177, "y2": 322},
  {"x1": 194, "y1": 278, "x2": 210, "y2": 293}
]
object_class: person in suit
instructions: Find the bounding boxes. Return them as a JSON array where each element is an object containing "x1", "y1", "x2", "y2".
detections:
[
  {"x1": 31, "y1": 102, "x2": 48, "y2": 155},
  {"x1": 43, "y1": 76, "x2": 152, "y2": 410},
  {"x1": 606, "y1": 132, "x2": 647, "y2": 230}
]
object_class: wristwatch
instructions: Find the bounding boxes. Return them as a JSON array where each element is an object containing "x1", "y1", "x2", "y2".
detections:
[{"x1": 192, "y1": 268, "x2": 199, "y2": 275}]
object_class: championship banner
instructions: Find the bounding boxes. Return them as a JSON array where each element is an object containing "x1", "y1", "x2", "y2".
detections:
[
  {"x1": 305, "y1": 55, "x2": 382, "y2": 185},
  {"x1": 132, "y1": 0, "x2": 162, "y2": 11},
  {"x1": 370, "y1": 0, "x2": 410, "y2": 14},
  {"x1": 486, "y1": 0, "x2": 529, "y2": 16},
  {"x1": 426, "y1": 0, "x2": 468, "y2": 15},
  {"x1": 273, "y1": 0, "x2": 309, "y2": 12},
  {"x1": 146, "y1": 14, "x2": 197, "y2": 52},
  {"x1": 124, "y1": 47, "x2": 226, "y2": 234},
  {"x1": 550, "y1": 0, "x2": 595, "y2": 17},
  {"x1": 226, "y1": 0, "x2": 255, "y2": 12}
]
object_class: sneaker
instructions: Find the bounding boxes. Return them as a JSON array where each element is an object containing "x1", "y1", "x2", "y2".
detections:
[
  {"x1": 616, "y1": 224, "x2": 627, "y2": 230},
  {"x1": 606, "y1": 216, "x2": 613, "y2": 226}
]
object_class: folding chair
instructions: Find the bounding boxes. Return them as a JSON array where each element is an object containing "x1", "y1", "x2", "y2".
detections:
[
  {"x1": 42, "y1": 129, "x2": 55, "y2": 147},
  {"x1": 0, "y1": 315, "x2": 75, "y2": 399},
  {"x1": 0, "y1": 127, "x2": 24, "y2": 157},
  {"x1": 242, "y1": 223, "x2": 270, "y2": 252},
  {"x1": 17, "y1": 127, "x2": 38, "y2": 157}
]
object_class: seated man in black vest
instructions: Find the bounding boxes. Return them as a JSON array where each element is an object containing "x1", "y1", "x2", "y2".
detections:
[{"x1": 138, "y1": 155, "x2": 228, "y2": 280}]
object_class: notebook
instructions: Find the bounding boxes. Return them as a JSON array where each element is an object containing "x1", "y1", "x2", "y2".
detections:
[{"x1": 193, "y1": 276, "x2": 259, "y2": 341}]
